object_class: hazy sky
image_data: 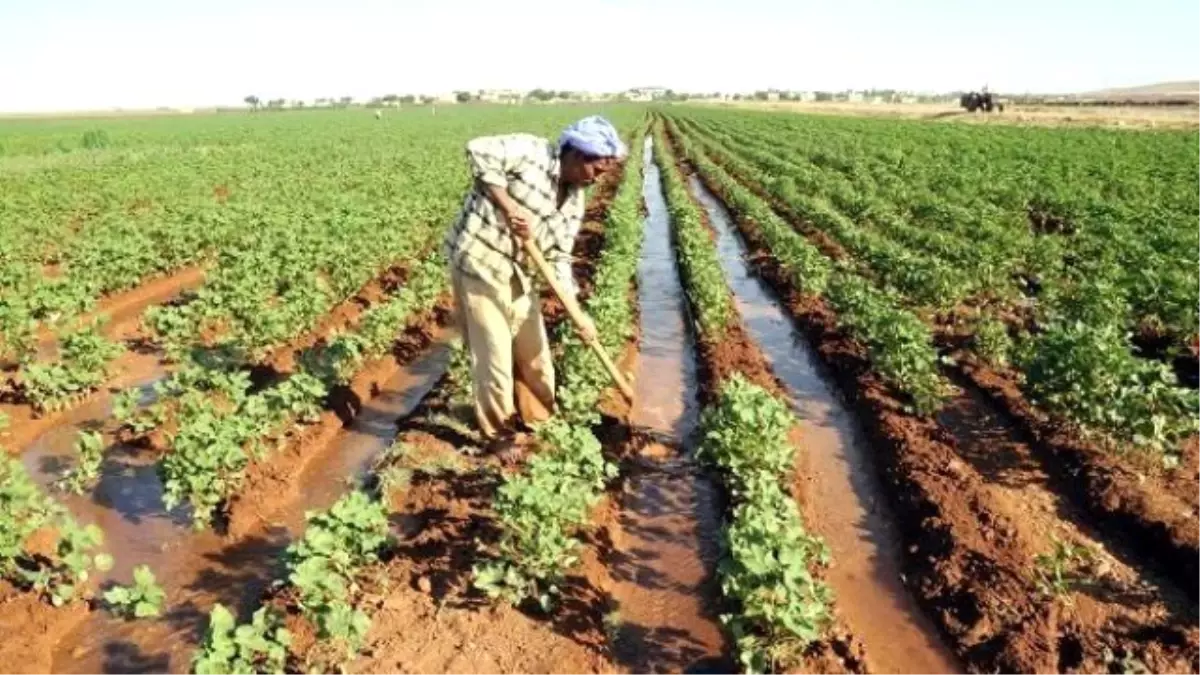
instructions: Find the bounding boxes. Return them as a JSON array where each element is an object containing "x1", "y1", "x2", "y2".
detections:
[{"x1": 2, "y1": 0, "x2": 1197, "y2": 112}]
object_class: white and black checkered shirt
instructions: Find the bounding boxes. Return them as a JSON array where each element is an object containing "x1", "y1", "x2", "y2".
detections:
[{"x1": 443, "y1": 133, "x2": 585, "y2": 300}]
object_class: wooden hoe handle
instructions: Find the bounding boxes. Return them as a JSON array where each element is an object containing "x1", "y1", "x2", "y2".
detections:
[{"x1": 521, "y1": 239, "x2": 635, "y2": 402}]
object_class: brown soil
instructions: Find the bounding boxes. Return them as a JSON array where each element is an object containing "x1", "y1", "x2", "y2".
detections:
[
  {"x1": 258, "y1": 263, "x2": 411, "y2": 376},
  {"x1": 1, "y1": 266, "x2": 207, "y2": 452},
  {"x1": 946, "y1": 348, "x2": 1200, "y2": 598},
  {"x1": 224, "y1": 300, "x2": 450, "y2": 538},
  {"x1": 0, "y1": 582, "x2": 90, "y2": 675},
  {"x1": 662, "y1": 141, "x2": 869, "y2": 674},
  {"x1": 677, "y1": 131, "x2": 1199, "y2": 673},
  {"x1": 0, "y1": 349, "x2": 165, "y2": 453},
  {"x1": 269, "y1": 369, "x2": 620, "y2": 674}
]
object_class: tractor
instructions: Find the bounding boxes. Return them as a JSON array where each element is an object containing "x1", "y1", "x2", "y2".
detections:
[{"x1": 960, "y1": 90, "x2": 1005, "y2": 113}]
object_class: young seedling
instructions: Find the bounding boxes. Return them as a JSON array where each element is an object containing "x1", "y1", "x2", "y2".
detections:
[
  {"x1": 1033, "y1": 535, "x2": 1097, "y2": 604},
  {"x1": 103, "y1": 565, "x2": 166, "y2": 619},
  {"x1": 55, "y1": 430, "x2": 105, "y2": 495}
]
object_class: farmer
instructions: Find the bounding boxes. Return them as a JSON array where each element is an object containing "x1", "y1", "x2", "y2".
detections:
[{"x1": 444, "y1": 115, "x2": 626, "y2": 454}]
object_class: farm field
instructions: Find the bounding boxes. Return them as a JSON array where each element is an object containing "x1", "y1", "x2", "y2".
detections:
[{"x1": 0, "y1": 104, "x2": 1196, "y2": 674}]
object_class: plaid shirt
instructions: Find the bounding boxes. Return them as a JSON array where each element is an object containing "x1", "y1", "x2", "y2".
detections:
[{"x1": 444, "y1": 133, "x2": 585, "y2": 301}]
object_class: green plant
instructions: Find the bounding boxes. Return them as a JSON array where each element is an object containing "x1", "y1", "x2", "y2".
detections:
[
  {"x1": 972, "y1": 317, "x2": 1013, "y2": 367},
  {"x1": 20, "y1": 521, "x2": 114, "y2": 606},
  {"x1": 475, "y1": 419, "x2": 617, "y2": 611},
  {"x1": 1033, "y1": 536, "x2": 1097, "y2": 603},
  {"x1": 1020, "y1": 321, "x2": 1198, "y2": 460},
  {"x1": 0, "y1": 456, "x2": 59, "y2": 578},
  {"x1": 55, "y1": 430, "x2": 105, "y2": 495},
  {"x1": 18, "y1": 321, "x2": 123, "y2": 413},
  {"x1": 285, "y1": 490, "x2": 389, "y2": 659},
  {"x1": 698, "y1": 375, "x2": 833, "y2": 673},
  {"x1": 103, "y1": 564, "x2": 165, "y2": 619},
  {"x1": 192, "y1": 603, "x2": 291, "y2": 675}
]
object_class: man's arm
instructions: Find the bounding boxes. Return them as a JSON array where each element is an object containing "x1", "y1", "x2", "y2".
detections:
[{"x1": 465, "y1": 135, "x2": 538, "y2": 230}]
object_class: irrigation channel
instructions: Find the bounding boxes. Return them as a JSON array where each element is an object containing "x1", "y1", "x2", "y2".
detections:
[
  {"x1": 25, "y1": 338, "x2": 453, "y2": 673},
  {"x1": 685, "y1": 173, "x2": 958, "y2": 673},
  {"x1": 606, "y1": 137, "x2": 729, "y2": 673}
]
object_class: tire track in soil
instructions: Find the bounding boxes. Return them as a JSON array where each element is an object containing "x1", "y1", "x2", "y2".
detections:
[
  {"x1": 667, "y1": 119, "x2": 1200, "y2": 674},
  {"x1": 686, "y1": 172, "x2": 958, "y2": 674},
  {"x1": 13, "y1": 333, "x2": 451, "y2": 674},
  {"x1": 601, "y1": 136, "x2": 731, "y2": 674}
]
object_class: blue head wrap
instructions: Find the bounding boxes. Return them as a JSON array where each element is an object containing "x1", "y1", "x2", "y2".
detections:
[{"x1": 558, "y1": 115, "x2": 627, "y2": 159}]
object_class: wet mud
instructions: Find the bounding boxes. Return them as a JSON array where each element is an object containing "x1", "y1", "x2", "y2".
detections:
[
  {"x1": 602, "y1": 137, "x2": 730, "y2": 674},
  {"x1": 689, "y1": 173, "x2": 959, "y2": 674},
  {"x1": 12, "y1": 337, "x2": 450, "y2": 673}
]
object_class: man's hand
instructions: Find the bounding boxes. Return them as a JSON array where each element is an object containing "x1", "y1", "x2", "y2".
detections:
[
  {"x1": 575, "y1": 312, "x2": 597, "y2": 344},
  {"x1": 503, "y1": 204, "x2": 536, "y2": 241}
]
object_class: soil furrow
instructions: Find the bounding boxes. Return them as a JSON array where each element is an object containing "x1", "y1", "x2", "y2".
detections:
[
  {"x1": 600, "y1": 136, "x2": 731, "y2": 674},
  {"x1": 686, "y1": 170, "x2": 959, "y2": 674},
  {"x1": 669, "y1": 120, "x2": 1199, "y2": 674},
  {"x1": 20, "y1": 327, "x2": 451, "y2": 674}
]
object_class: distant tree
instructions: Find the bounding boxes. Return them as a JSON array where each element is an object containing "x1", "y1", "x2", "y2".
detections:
[
  {"x1": 420, "y1": 95, "x2": 434, "y2": 105},
  {"x1": 732, "y1": 93, "x2": 744, "y2": 101},
  {"x1": 267, "y1": 98, "x2": 285, "y2": 109},
  {"x1": 455, "y1": 90, "x2": 473, "y2": 103},
  {"x1": 339, "y1": 96, "x2": 353, "y2": 107},
  {"x1": 244, "y1": 95, "x2": 260, "y2": 110},
  {"x1": 753, "y1": 91, "x2": 769, "y2": 101},
  {"x1": 814, "y1": 91, "x2": 834, "y2": 102},
  {"x1": 400, "y1": 95, "x2": 416, "y2": 104},
  {"x1": 292, "y1": 100, "x2": 305, "y2": 108},
  {"x1": 527, "y1": 89, "x2": 554, "y2": 102}
]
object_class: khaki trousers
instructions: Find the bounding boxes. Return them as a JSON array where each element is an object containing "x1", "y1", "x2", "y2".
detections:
[{"x1": 451, "y1": 268, "x2": 556, "y2": 439}]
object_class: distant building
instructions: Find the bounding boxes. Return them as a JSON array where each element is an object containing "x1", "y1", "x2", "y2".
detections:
[
  {"x1": 478, "y1": 89, "x2": 523, "y2": 104},
  {"x1": 625, "y1": 86, "x2": 669, "y2": 102}
]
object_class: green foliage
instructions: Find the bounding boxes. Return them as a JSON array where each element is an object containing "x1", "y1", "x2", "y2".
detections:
[
  {"x1": 18, "y1": 321, "x2": 123, "y2": 413},
  {"x1": 1020, "y1": 321, "x2": 1197, "y2": 461},
  {"x1": 80, "y1": 129, "x2": 110, "y2": 150},
  {"x1": 284, "y1": 490, "x2": 389, "y2": 657},
  {"x1": 699, "y1": 375, "x2": 833, "y2": 673},
  {"x1": 192, "y1": 603, "x2": 291, "y2": 675},
  {"x1": 302, "y1": 254, "x2": 445, "y2": 386},
  {"x1": 652, "y1": 127, "x2": 734, "y2": 338},
  {"x1": 103, "y1": 564, "x2": 166, "y2": 619},
  {"x1": 1033, "y1": 536, "x2": 1097, "y2": 604},
  {"x1": 666, "y1": 107, "x2": 1199, "y2": 454},
  {"x1": 19, "y1": 521, "x2": 114, "y2": 607},
  {"x1": 160, "y1": 371, "x2": 329, "y2": 529},
  {"x1": 54, "y1": 430, "x2": 105, "y2": 495},
  {"x1": 0, "y1": 456, "x2": 58, "y2": 578},
  {"x1": 475, "y1": 419, "x2": 617, "y2": 610},
  {"x1": 826, "y1": 275, "x2": 948, "y2": 415},
  {"x1": 972, "y1": 317, "x2": 1014, "y2": 367}
]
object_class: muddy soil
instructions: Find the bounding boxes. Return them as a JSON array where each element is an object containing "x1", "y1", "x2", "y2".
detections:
[
  {"x1": 598, "y1": 139, "x2": 731, "y2": 674},
  {"x1": 25, "y1": 341, "x2": 450, "y2": 673},
  {"x1": 688, "y1": 171, "x2": 958, "y2": 674},
  {"x1": 227, "y1": 303, "x2": 450, "y2": 537},
  {"x1": 671, "y1": 120, "x2": 1199, "y2": 673},
  {"x1": 947, "y1": 347, "x2": 1200, "y2": 598}
]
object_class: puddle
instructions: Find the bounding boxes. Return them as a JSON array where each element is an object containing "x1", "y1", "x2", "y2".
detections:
[
  {"x1": 688, "y1": 173, "x2": 959, "y2": 674},
  {"x1": 24, "y1": 343, "x2": 451, "y2": 673},
  {"x1": 608, "y1": 138, "x2": 729, "y2": 674}
]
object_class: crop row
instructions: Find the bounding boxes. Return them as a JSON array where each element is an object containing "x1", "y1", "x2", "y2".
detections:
[
  {"x1": 651, "y1": 125, "x2": 835, "y2": 673},
  {"x1": 191, "y1": 122, "x2": 648, "y2": 673},
  {"x1": 668, "y1": 113, "x2": 1196, "y2": 456},
  {"x1": 664, "y1": 119, "x2": 948, "y2": 416}
]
